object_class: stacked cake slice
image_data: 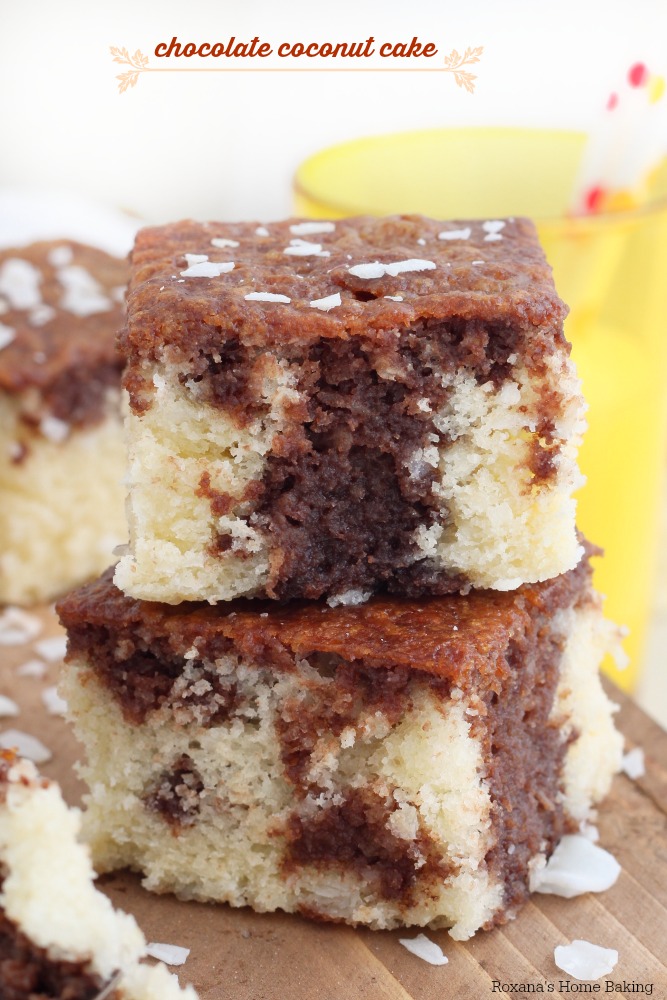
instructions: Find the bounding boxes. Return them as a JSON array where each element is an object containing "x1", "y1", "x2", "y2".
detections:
[{"x1": 58, "y1": 215, "x2": 622, "y2": 940}]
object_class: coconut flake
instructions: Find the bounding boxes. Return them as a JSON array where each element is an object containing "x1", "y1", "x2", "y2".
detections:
[
  {"x1": 42, "y1": 686, "x2": 68, "y2": 717},
  {"x1": 180, "y1": 260, "x2": 235, "y2": 278},
  {"x1": 39, "y1": 416, "x2": 70, "y2": 443},
  {"x1": 284, "y1": 239, "x2": 330, "y2": 258},
  {"x1": 244, "y1": 292, "x2": 291, "y2": 303},
  {"x1": 0, "y1": 323, "x2": 15, "y2": 349},
  {"x1": 16, "y1": 659, "x2": 47, "y2": 679},
  {"x1": 290, "y1": 222, "x2": 335, "y2": 236},
  {"x1": 0, "y1": 608, "x2": 42, "y2": 645},
  {"x1": 58, "y1": 265, "x2": 111, "y2": 316},
  {"x1": 483, "y1": 219, "x2": 506, "y2": 241},
  {"x1": 0, "y1": 259, "x2": 43, "y2": 309},
  {"x1": 183, "y1": 253, "x2": 209, "y2": 266},
  {"x1": 211, "y1": 238, "x2": 240, "y2": 249},
  {"x1": 438, "y1": 227, "x2": 471, "y2": 241},
  {"x1": 0, "y1": 696, "x2": 20, "y2": 718},
  {"x1": 310, "y1": 293, "x2": 341, "y2": 312},
  {"x1": 34, "y1": 635, "x2": 68, "y2": 662},
  {"x1": 384, "y1": 295, "x2": 403, "y2": 302},
  {"x1": 579, "y1": 821, "x2": 600, "y2": 842},
  {"x1": 398, "y1": 934, "x2": 448, "y2": 966},
  {"x1": 348, "y1": 261, "x2": 385, "y2": 279},
  {"x1": 146, "y1": 943, "x2": 190, "y2": 966},
  {"x1": 0, "y1": 730, "x2": 52, "y2": 763},
  {"x1": 327, "y1": 589, "x2": 372, "y2": 608},
  {"x1": 471, "y1": 260, "x2": 485, "y2": 265},
  {"x1": 29, "y1": 304, "x2": 56, "y2": 326},
  {"x1": 554, "y1": 940, "x2": 618, "y2": 980},
  {"x1": 255, "y1": 226, "x2": 269, "y2": 237},
  {"x1": 622, "y1": 747, "x2": 645, "y2": 779},
  {"x1": 48, "y1": 245, "x2": 74, "y2": 267},
  {"x1": 385, "y1": 259, "x2": 435, "y2": 276},
  {"x1": 530, "y1": 835, "x2": 620, "y2": 897}
]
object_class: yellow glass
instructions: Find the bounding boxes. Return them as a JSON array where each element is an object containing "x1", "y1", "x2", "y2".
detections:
[{"x1": 294, "y1": 129, "x2": 667, "y2": 691}]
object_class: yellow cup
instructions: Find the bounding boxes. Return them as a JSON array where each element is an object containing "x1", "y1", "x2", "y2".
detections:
[{"x1": 294, "y1": 128, "x2": 667, "y2": 691}]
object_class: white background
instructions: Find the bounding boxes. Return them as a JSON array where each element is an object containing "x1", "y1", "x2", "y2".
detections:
[{"x1": 1, "y1": 0, "x2": 666, "y2": 223}]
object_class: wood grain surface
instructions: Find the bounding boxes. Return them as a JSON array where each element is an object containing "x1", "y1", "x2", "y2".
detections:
[{"x1": 1, "y1": 606, "x2": 666, "y2": 999}]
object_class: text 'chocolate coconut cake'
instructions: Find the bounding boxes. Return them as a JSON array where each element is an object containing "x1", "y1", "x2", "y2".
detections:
[
  {"x1": 114, "y1": 215, "x2": 586, "y2": 606},
  {"x1": 58, "y1": 549, "x2": 622, "y2": 941},
  {"x1": 0, "y1": 240, "x2": 128, "y2": 605}
]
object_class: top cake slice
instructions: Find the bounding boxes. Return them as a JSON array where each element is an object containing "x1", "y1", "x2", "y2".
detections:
[{"x1": 115, "y1": 215, "x2": 585, "y2": 605}]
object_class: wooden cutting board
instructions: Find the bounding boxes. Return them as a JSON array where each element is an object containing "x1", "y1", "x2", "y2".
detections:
[{"x1": 1, "y1": 606, "x2": 666, "y2": 998}]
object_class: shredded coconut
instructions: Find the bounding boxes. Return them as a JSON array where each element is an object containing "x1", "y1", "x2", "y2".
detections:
[
  {"x1": 326, "y1": 589, "x2": 372, "y2": 608},
  {"x1": 34, "y1": 635, "x2": 68, "y2": 662},
  {"x1": 0, "y1": 259, "x2": 43, "y2": 309},
  {"x1": 284, "y1": 239, "x2": 330, "y2": 258},
  {"x1": 438, "y1": 228, "x2": 471, "y2": 241},
  {"x1": 57, "y1": 265, "x2": 112, "y2": 316},
  {"x1": 348, "y1": 261, "x2": 385, "y2": 279},
  {"x1": 0, "y1": 608, "x2": 42, "y2": 645},
  {"x1": 483, "y1": 219, "x2": 506, "y2": 242},
  {"x1": 471, "y1": 260, "x2": 485, "y2": 265},
  {"x1": 29, "y1": 304, "x2": 56, "y2": 326},
  {"x1": 48, "y1": 245, "x2": 74, "y2": 267},
  {"x1": 578, "y1": 821, "x2": 600, "y2": 842},
  {"x1": 530, "y1": 835, "x2": 620, "y2": 897},
  {"x1": 244, "y1": 292, "x2": 291, "y2": 303},
  {"x1": 621, "y1": 747, "x2": 645, "y2": 779},
  {"x1": 0, "y1": 730, "x2": 52, "y2": 763},
  {"x1": 384, "y1": 295, "x2": 404, "y2": 301},
  {"x1": 146, "y1": 943, "x2": 190, "y2": 966},
  {"x1": 385, "y1": 259, "x2": 436, "y2": 276},
  {"x1": 255, "y1": 226, "x2": 269, "y2": 237},
  {"x1": 0, "y1": 323, "x2": 15, "y2": 349},
  {"x1": 309, "y1": 292, "x2": 341, "y2": 311},
  {"x1": 0, "y1": 696, "x2": 20, "y2": 718},
  {"x1": 42, "y1": 686, "x2": 68, "y2": 716},
  {"x1": 211, "y1": 238, "x2": 240, "y2": 249},
  {"x1": 39, "y1": 416, "x2": 70, "y2": 443},
  {"x1": 16, "y1": 659, "x2": 47, "y2": 679},
  {"x1": 349, "y1": 259, "x2": 435, "y2": 279},
  {"x1": 290, "y1": 221, "x2": 335, "y2": 236},
  {"x1": 398, "y1": 934, "x2": 448, "y2": 966},
  {"x1": 554, "y1": 940, "x2": 618, "y2": 981},
  {"x1": 180, "y1": 260, "x2": 235, "y2": 278}
]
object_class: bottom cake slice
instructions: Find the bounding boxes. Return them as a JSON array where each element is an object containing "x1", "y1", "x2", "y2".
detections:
[
  {"x1": 58, "y1": 553, "x2": 622, "y2": 941},
  {"x1": 0, "y1": 751, "x2": 197, "y2": 1000}
]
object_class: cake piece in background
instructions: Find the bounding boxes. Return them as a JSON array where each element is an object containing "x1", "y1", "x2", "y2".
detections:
[
  {"x1": 0, "y1": 240, "x2": 128, "y2": 605},
  {"x1": 115, "y1": 215, "x2": 585, "y2": 606},
  {"x1": 59, "y1": 549, "x2": 622, "y2": 941},
  {"x1": 0, "y1": 751, "x2": 197, "y2": 999}
]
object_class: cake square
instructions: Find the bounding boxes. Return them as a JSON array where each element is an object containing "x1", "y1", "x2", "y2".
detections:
[
  {"x1": 114, "y1": 215, "x2": 585, "y2": 605},
  {"x1": 0, "y1": 240, "x2": 128, "y2": 605},
  {"x1": 58, "y1": 551, "x2": 622, "y2": 941}
]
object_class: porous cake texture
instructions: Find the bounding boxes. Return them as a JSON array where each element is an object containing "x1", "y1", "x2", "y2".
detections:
[
  {"x1": 0, "y1": 241, "x2": 127, "y2": 605},
  {"x1": 0, "y1": 751, "x2": 197, "y2": 1000},
  {"x1": 59, "y1": 551, "x2": 622, "y2": 941},
  {"x1": 115, "y1": 215, "x2": 585, "y2": 606}
]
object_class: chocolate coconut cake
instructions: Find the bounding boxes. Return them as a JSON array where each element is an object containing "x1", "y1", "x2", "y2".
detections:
[
  {"x1": 0, "y1": 240, "x2": 127, "y2": 605},
  {"x1": 0, "y1": 751, "x2": 197, "y2": 1000},
  {"x1": 114, "y1": 215, "x2": 585, "y2": 606},
  {"x1": 58, "y1": 550, "x2": 622, "y2": 941}
]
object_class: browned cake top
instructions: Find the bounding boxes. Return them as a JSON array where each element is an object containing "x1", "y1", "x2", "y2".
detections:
[
  {"x1": 58, "y1": 555, "x2": 591, "y2": 685},
  {"x1": 122, "y1": 215, "x2": 567, "y2": 359},
  {"x1": 0, "y1": 240, "x2": 127, "y2": 396}
]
